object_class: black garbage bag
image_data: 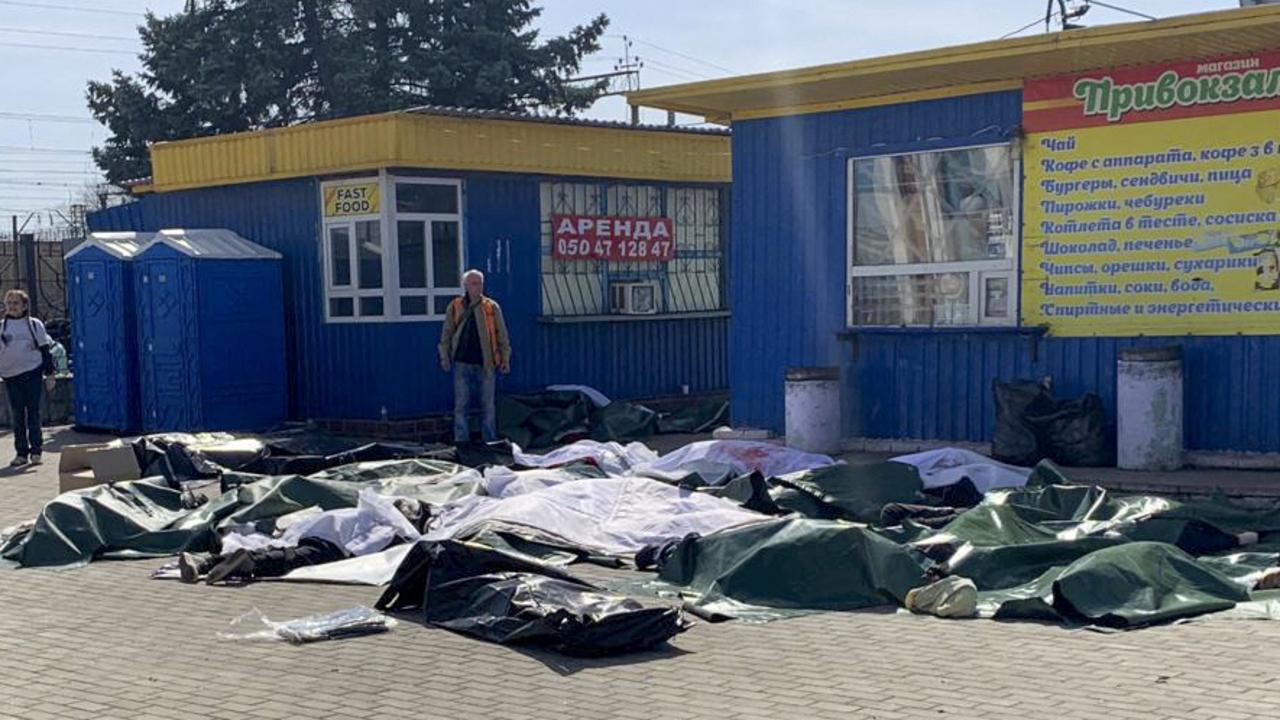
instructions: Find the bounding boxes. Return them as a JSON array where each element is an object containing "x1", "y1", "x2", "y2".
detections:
[
  {"x1": 377, "y1": 540, "x2": 690, "y2": 656},
  {"x1": 992, "y1": 380, "x2": 1113, "y2": 467},
  {"x1": 1028, "y1": 393, "x2": 1113, "y2": 467},
  {"x1": 991, "y1": 380, "x2": 1055, "y2": 466}
]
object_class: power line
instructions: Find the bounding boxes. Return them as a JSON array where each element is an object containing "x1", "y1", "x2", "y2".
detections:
[
  {"x1": 0, "y1": 170, "x2": 103, "y2": 177},
  {"x1": 643, "y1": 58, "x2": 712, "y2": 82},
  {"x1": 0, "y1": 25, "x2": 137, "y2": 42},
  {"x1": 0, "y1": 40, "x2": 137, "y2": 55},
  {"x1": 0, "y1": 1, "x2": 145, "y2": 16},
  {"x1": 643, "y1": 57, "x2": 712, "y2": 81},
  {"x1": 608, "y1": 34, "x2": 735, "y2": 75},
  {"x1": 0, "y1": 180, "x2": 84, "y2": 187},
  {"x1": 1002, "y1": 10, "x2": 1059, "y2": 38},
  {"x1": 0, "y1": 145, "x2": 93, "y2": 155},
  {"x1": 0, "y1": 184, "x2": 85, "y2": 190},
  {"x1": 0, "y1": 111, "x2": 96, "y2": 124},
  {"x1": 1089, "y1": 0, "x2": 1157, "y2": 21}
]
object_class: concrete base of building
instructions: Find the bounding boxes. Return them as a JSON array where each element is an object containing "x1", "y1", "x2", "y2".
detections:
[{"x1": 842, "y1": 436, "x2": 1280, "y2": 470}]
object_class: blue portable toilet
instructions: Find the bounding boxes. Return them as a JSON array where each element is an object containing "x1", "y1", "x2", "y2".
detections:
[
  {"x1": 66, "y1": 232, "x2": 152, "y2": 433},
  {"x1": 133, "y1": 229, "x2": 286, "y2": 432}
]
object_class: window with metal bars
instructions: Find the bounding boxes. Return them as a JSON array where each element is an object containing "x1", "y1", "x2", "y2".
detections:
[{"x1": 539, "y1": 180, "x2": 727, "y2": 317}]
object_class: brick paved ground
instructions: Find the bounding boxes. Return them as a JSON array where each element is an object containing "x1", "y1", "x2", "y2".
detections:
[{"x1": 2, "y1": 428, "x2": 1279, "y2": 720}]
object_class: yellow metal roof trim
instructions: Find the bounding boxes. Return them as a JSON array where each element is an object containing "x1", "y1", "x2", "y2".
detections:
[
  {"x1": 627, "y1": 5, "x2": 1280, "y2": 118},
  {"x1": 730, "y1": 80, "x2": 1023, "y2": 121},
  {"x1": 146, "y1": 111, "x2": 730, "y2": 192}
]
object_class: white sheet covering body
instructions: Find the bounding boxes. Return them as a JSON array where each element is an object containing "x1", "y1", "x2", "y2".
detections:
[
  {"x1": 889, "y1": 448, "x2": 1031, "y2": 493},
  {"x1": 425, "y1": 476, "x2": 768, "y2": 557},
  {"x1": 480, "y1": 467, "x2": 592, "y2": 498},
  {"x1": 511, "y1": 440, "x2": 659, "y2": 475},
  {"x1": 220, "y1": 489, "x2": 421, "y2": 556},
  {"x1": 635, "y1": 440, "x2": 838, "y2": 485}
]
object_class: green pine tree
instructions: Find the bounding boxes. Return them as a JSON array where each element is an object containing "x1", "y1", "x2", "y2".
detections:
[{"x1": 87, "y1": 0, "x2": 609, "y2": 186}]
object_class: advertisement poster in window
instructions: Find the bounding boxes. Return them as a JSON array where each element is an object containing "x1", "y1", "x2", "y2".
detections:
[
  {"x1": 1023, "y1": 51, "x2": 1280, "y2": 336},
  {"x1": 551, "y1": 214, "x2": 676, "y2": 262}
]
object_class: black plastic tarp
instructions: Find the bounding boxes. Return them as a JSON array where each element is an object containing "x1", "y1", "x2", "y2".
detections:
[
  {"x1": 636, "y1": 458, "x2": 1280, "y2": 629},
  {"x1": 689, "y1": 462, "x2": 928, "y2": 524},
  {"x1": 767, "y1": 462, "x2": 925, "y2": 524},
  {"x1": 498, "y1": 390, "x2": 729, "y2": 450},
  {"x1": 978, "y1": 542, "x2": 1251, "y2": 627},
  {"x1": 134, "y1": 430, "x2": 443, "y2": 485},
  {"x1": 377, "y1": 540, "x2": 690, "y2": 656},
  {"x1": 654, "y1": 518, "x2": 927, "y2": 621},
  {"x1": 1, "y1": 459, "x2": 476, "y2": 568}
]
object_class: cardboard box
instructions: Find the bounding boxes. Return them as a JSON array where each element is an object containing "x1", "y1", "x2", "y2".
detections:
[
  {"x1": 55, "y1": 440, "x2": 138, "y2": 493},
  {"x1": 58, "y1": 468, "x2": 101, "y2": 494},
  {"x1": 59, "y1": 441, "x2": 112, "y2": 493},
  {"x1": 86, "y1": 445, "x2": 141, "y2": 484},
  {"x1": 58, "y1": 441, "x2": 112, "y2": 473}
]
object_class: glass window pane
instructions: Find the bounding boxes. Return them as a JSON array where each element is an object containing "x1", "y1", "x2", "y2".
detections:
[
  {"x1": 356, "y1": 220, "x2": 382, "y2": 289},
  {"x1": 360, "y1": 297, "x2": 384, "y2": 317},
  {"x1": 852, "y1": 272, "x2": 973, "y2": 326},
  {"x1": 401, "y1": 296, "x2": 428, "y2": 316},
  {"x1": 984, "y1": 276, "x2": 1010, "y2": 319},
  {"x1": 434, "y1": 295, "x2": 455, "y2": 315},
  {"x1": 397, "y1": 183, "x2": 458, "y2": 214},
  {"x1": 329, "y1": 297, "x2": 354, "y2": 318},
  {"x1": 398, "y1": 221, "x2": 426, "y2": 289},
  {"x1": 431, "y1": 221, "x2": 461, "y2": 288},
  {"x1": 853, "y1": 146, "x2": 1013, "y2": 267},
  {"x1": 328, "y1": 226, "x2": 351, "y2": 287}
]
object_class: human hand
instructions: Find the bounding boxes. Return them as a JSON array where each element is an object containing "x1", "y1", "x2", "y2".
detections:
[
  {"x1": 440, "y1": 358, "x2": 452, "y2": 372},
  {"x1": 499, "y1": 363, "x2": 510, "y2": 375},
  {"x1": 43, "y1": 376, "x2": 56, "y2": 392}
]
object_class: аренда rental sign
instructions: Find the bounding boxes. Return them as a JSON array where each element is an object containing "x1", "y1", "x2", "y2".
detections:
[{"x1": 551, "y1": 214, "x2": 675, "y2": 262}]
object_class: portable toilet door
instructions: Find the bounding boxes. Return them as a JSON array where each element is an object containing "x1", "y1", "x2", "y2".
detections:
[
  {"x1": 65, "y1": 232, "x2": 151, "y2": 433},
  {"x1": 134, "y1": 229, "x2": 286, "y2": 433}
]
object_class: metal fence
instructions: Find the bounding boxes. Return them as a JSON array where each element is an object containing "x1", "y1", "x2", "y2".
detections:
[
  {"x1": 0, "y1": 227, "x2": 75, "y2": 343},
  {"x1": 539, "y1": 180, "x2": 727, "y2": 317}
]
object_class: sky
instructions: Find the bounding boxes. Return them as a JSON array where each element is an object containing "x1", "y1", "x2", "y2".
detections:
[{"x1": 0, "y1": 0, "x2": 1241, "y2": 223}]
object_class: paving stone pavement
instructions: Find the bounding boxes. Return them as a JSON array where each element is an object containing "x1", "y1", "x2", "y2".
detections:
[{"x1": 2, "y1": 428, "x2": 1279, "y2": 720}]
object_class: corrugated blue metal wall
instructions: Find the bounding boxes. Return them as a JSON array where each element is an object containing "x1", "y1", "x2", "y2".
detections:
[
  {"x1": 729, "y1": 91, "x2": 1023, "y2": 434},
  {"x1": 732, "y1": 89, "x2": 1280, "y2": 453},
  {"x1": 847, "y1": 331, "x2": 1280, "y2": 453},
  {"x1": 89, "y1": 173, "x2": 727, "y2": 421}
]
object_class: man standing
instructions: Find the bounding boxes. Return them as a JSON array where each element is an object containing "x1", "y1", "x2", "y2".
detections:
[{"x1": 439, "y1": 269, "x2": 511, "y2": 443}]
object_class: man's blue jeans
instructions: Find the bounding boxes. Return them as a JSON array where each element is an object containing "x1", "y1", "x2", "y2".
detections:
[{"x1": 453, "y1": 362, "x2": 496, "y2": 443}]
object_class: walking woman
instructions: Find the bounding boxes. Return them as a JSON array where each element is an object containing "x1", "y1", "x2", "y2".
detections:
[{"x1": 0, "y1": 290, "x2": 55, "y2": 467}]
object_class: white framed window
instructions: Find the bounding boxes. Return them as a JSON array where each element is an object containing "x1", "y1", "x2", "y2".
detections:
[
  {"x1": 846, "y1": 143, "x2": 1019, "y2": 327},
  {"x1": 321, "y1": 174, "x2": 463, "y2": 323}
]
